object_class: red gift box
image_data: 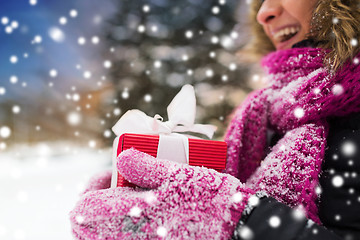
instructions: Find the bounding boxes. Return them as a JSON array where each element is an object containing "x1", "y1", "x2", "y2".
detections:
[{"x1": 111, "y1": 133, "x2": 227, "y2": 188}]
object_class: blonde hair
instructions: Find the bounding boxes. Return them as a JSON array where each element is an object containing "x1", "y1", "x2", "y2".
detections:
[{"x1": 243, "y1": 0, "x2": 360, "y2": 71}]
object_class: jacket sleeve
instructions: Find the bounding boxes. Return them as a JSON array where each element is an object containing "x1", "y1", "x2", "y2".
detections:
[{"x1": 231, "y1": 197, "x2": 342, "y2": 240}]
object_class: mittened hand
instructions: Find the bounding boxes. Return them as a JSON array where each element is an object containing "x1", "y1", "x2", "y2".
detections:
[{"x1": 70, "y1": 148, "x2": 255, "y2": 240}]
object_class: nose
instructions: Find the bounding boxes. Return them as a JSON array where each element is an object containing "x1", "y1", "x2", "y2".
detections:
[{"x1": 256, "y1": 0, "x2": 283, "y2": 25}]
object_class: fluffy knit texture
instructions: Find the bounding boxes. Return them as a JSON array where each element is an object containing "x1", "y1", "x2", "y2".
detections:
[
  {"x1": 225, "y1": 47, "x2": 360, "y2": 223},
  {"x1": 70, "y1": 149, "x2": 255, "y2": 240},
  {"x1": 70, "y1": 47, "x2": 360, "y2": 239}
]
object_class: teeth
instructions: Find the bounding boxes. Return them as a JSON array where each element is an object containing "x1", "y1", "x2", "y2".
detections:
[{"x1": 273, "y1": 27, "x2": 300, "y2": 41}]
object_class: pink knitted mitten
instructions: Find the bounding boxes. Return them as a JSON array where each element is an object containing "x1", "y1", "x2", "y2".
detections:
[{"x1": 70, "y1": 148, "x2": 255, "y2": 240}]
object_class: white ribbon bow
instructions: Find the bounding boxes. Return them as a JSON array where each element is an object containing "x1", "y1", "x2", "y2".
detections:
[{"x1": 112, "y1": 84, "x2": 217, "y2": 139}]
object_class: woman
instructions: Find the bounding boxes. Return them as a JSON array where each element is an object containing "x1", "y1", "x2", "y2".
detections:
[{"x1": 70, "y1": 0, "x2": 360, "y2": 239}]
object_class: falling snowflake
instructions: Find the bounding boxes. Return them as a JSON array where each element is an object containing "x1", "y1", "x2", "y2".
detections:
[
  {"x1": 354, "y1": 58, "x2": 359, "y2": 65},
  {"x1": 33, "y1": 35, "x2": 42, "y2": 44},
  {"x1": 48, "y1": 27, "x2": 65, "y2": 42},
  {"x1": 10, "y1": 55, "x2": 18, "y2": 64},
  {"x1": 143, "y1": 5, "x2": 150, "y2": 13},
  {"x1": 229, "y1": 63, "x2": 237, "y2": 71},
  {"x1": 1, "y1": 16, "x2": 9, "y2": 25},
  {"x1": 104, "y1": 60, "x2": 112, "y2": 68},
  {"x1": 0, "y1": 87, "x2": 5, "y2": 95},
  {"x1": 332, "y1": 17, "x2": 339, "y2": 24},
  {"x1": 350, "y1": 38, "x2": 358, "y2": 47},
  {"x1": 69, "y1": 9, "x2": 78, "y2": 18},
  {"x1": 269, "y1": 215, "x2": 281, "y2": 228},
  {"x1": 67, "y1": 112, "x2": 82, "y2": 126},
  {"x1": 212, "y1": 6, "x2": 220, "y2": 14},
  {"x1": 137, "y1": 25, "x2": 145, "y2": 33},
  {"x1": 12, "y1": 105, "x2": 21, "y2": 114},
  {"x1": 206, "y1": 69, "x2": 214, "y2": 77},
  {"x1": 49, "y1": 69, "x2": 58, "y2": 77},
  {"x1": 29, "y1": 0, "x2": 37, "y2": 6},
  {"x1": 332, "y1": 175, "x2": 344, "y2": 188},
  {"x1": 83, "y1": 71, "x2": 92, "y2": 79},
  {"x1": 231, "y1": 192, "x2": 243, "y2": 203},
  {"x1": 222, "y1": 75, "x2": 228, "y2": 82},
  {"x1": 294, "y1": 107, "x2": 305, "y2": 118},
  {"x1": 341, "y1": 141, "x2": 356, "y2": 156},
  {"x1": 78, "y1": 37, "x2": 86, "y2": 45},
  {"x1": 237, "y1": 226, "x2": 254, "y2": 240},
  {"x1": 157, "y1": 226, "x2": 167, "y2": 238},
  {"x1": 10, "y1": 75, "x2": 18, "y2": 84},
  {"x1": 113, "y1": 108, "x2": 121, "y2": 116},
  {"x1": 334, "y1": 214, "x2": 341, "y2": 221},
  {"x1": 88, "y1": 140, "x2": 96, "y2": 148},
  {"x1": 248, "y1": 195, "x2": 260, "y2": 207},
  {"x1": 185, "y1": 30, "x2": 193, "y2": 39},
  {"x1": 144, "y1": 94, "x2": 152, "y2": 102},
  {"x1": 154, "y1": 60, "x2": 162, "y2": 68},
  {"x1": 332, "y1": 84, "x2": 344, "y2": 95},
  {"x1": 59, "y1": 17, "x2": 67, "y2": 25},
  {"x1": 103, "y1": 130, "x2": 112, "y2": 138},
  {"x1": 129, "y1": 206, "x2": 142, "y2": 217},
  {"x1": 122, "y1": 90, "x2": 129, "y2": 99},
  {"x1": 211, "y1": 36, "x2": 219, "y2": 44},
  {"x1": 92, "y1": 36, "x2": 100, "y2": 44},
  {"x1": 0, "y1": 126, "x2": 11, "y2": 138},
  {"x1": 76, "y1": 215, "x2": 84, "y2": 224}
]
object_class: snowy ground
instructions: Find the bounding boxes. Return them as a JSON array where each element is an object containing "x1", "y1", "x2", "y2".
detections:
[{"x1": 0, "y1": 142, "x2": 112, "y2": 240}]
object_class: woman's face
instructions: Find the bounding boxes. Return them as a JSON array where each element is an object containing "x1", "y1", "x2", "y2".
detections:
[{"x1": 256, "y1": 0, "x2": 318, "y2": 50}]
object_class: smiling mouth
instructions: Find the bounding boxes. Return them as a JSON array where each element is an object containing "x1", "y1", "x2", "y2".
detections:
[{"x1": 273, "y1": 26, "x2": 300, "y2": 43}]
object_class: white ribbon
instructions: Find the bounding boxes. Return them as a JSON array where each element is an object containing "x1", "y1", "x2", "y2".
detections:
[{"x1": 112, "y1": 84, "x2": 217, "y2": 139}]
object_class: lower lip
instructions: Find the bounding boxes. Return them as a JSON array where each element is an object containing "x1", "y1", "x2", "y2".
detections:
[{"x1": 275, "y1": 31, "x2": 299, "y2": 50}]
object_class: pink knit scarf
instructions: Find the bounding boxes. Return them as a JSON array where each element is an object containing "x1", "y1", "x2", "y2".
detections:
[{"x1": 225, "y1": 47, "x2": 360, "y2": 223}]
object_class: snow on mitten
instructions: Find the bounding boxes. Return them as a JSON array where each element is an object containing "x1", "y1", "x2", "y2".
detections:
[
  {"x1": 81, "y1": 170, "x2": 112, "y2": 195},
  {"x1": 70, "y1": 148, "x2": 255, "y2": 240}
]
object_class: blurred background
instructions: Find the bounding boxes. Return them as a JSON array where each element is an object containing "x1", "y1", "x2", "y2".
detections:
[{"x1": 0, "y1": 0, "x2": 261, "y2": 239}]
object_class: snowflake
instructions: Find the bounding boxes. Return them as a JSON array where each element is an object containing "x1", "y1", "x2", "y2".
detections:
[
  {"x1": 67, "y1": 112, "x2": 82, "y2": 126},
  {"x1": 206, "y1": 69, "x2": 214, "y2": 77},
  {"x1": 83, "y1": 71, "x2": 92, "y2": 79},
  {"x1": 332, "y1": 84, "x2": 344, "y2": 95},
  {"x1": 92, "y1": 36, "x2": 100, "y2": 44},
  {"x1": 78, "y1": 37, "x2": 86, "y2": 45},
  {"x1": 59, "y1": 17, "x2": 67, "y2": 25},
  {"x1": 1, "y1": 16, "x2": 9, "y2": 25},
  {"x1": 129, "y1": 206, "x2": 142, "y2": 217},
  {"x1": 69, "y1": 9, "x2": 78, "y2": 18},
  {"x1": 157, "y1": 226, "x2": 167, "y2": 238},
  {"x1": 29, "y1": 0, "x2": 37, "y2": 6},
  {"x1": 237, "y1": 226, "x2": 254, "y2": 240},
  {"x1": 154, "y1": 60, "x2": 162, "y2": 68},
  {"x1": 143, "y1": 5, "x2": 150, "y2": 13},
  {"x1": 12, "y1": 105, "x2": 21, "y2": 114},
  {"x1": 332, "y1": 175, "x2": 344, "y2": 188},
  {"x1": 48, "y1": 27, "x2": 65, "y2": 42},
  {"x1": 294, "y1": 107, "x2": 305, "y2": 119},
  {"x1": 231, "y1": 192, "x2": 243, "y2": 203},
  {"x1": 341, "y1": 141, "x2": 356, "y2": 156},
  {"x1": 49, "y1": 69, "x2": 58, "y2": 78},
  {"x1": 0, "y1": 87, "x2": 6, "y2": 95},
  {"x1": 10, "y1": 75, "x2": 18, "y2": 84},
  {"x1": 334, "y1": 214, "x2": 341, "y2": 221},
  {"x1": 332, "y1": 17, "x2": 339, "y2": 24},
  {"x1": 0, "y1": 126, "x2": 11, "y2": 138},
  {"x1": 10, "y1": 55, "x2": 18, "y2": 64},
  {"x1": 144, "y1": 94, "x2": 152, "y2": 102},
  {"x1": 269, "y1": 215, "x2": 281, "y2": 228},
  {"x1": 212, "y1": 6, "x2": 220, "y2": 14},
  {"x1": 185, "y1": 30, "x2": 193, "y2": 39},
  {"x1": 104, "y1": 60, "x2": 112, "y2": 68},
  {"x1": 350, "y1": 38, "x2": 358, "y2": 47},
  {"x1": 88, "y1": 140, "x2": 96, "y2": 148},
  {"x1": 33, "y1": 35, "x2": 42, "y2": 44},
  {"x1": 137, "y1": 25, "x2": 145, "y2": 33},
  {"x1": 113, "y1": 108, "x2": 121, "y2": 116}
]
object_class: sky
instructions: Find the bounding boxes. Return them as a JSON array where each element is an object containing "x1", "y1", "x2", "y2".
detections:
[{"x1": 0, "y1": 0, "x2": 117, "y2": 102}]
